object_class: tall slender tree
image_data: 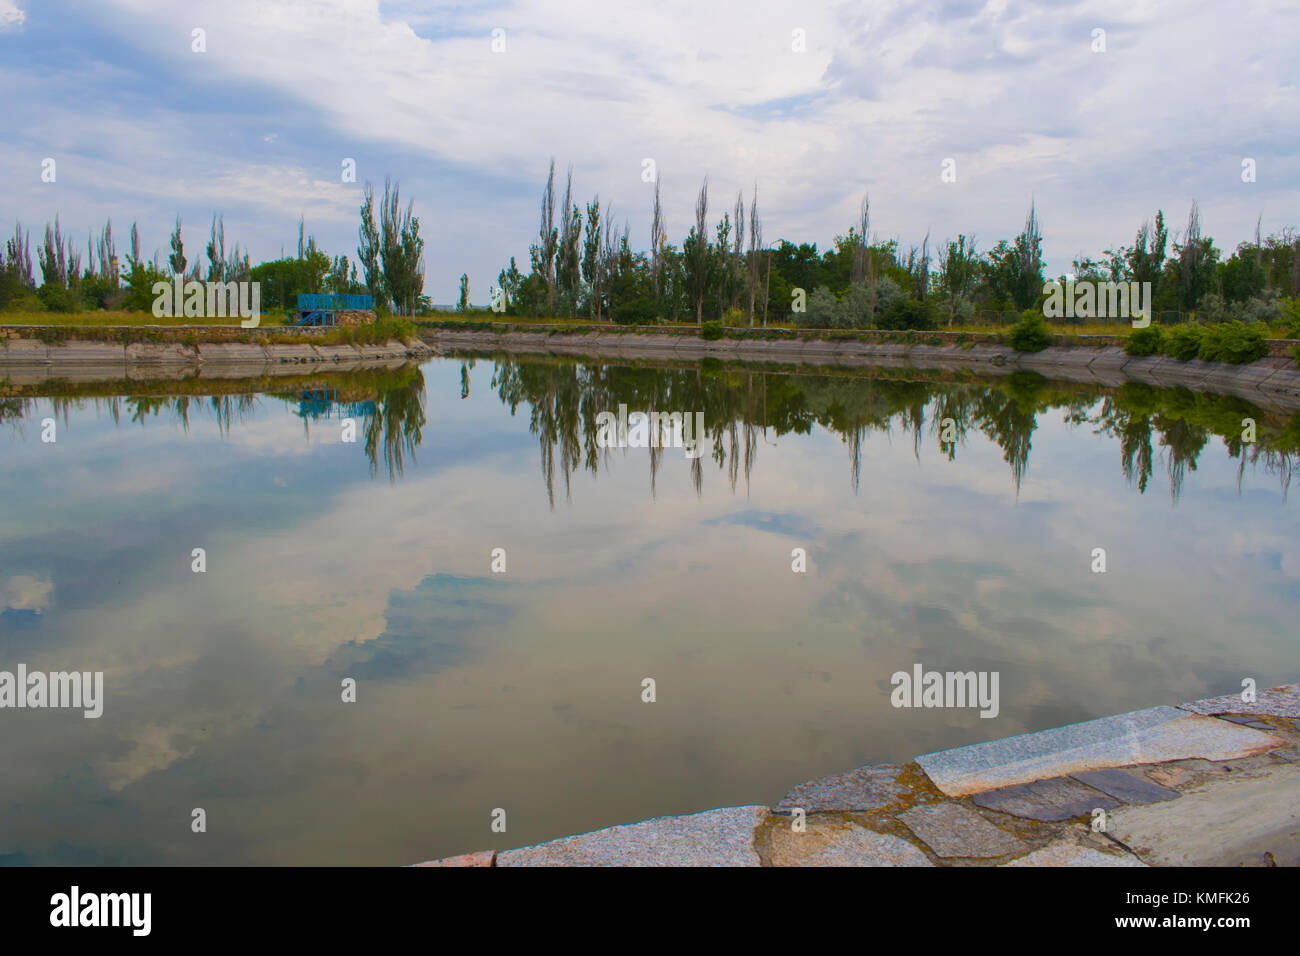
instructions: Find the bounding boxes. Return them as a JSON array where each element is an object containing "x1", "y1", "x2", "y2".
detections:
[
  {"x1": 650, "y1": 179, "x2": 665, "y2": 296},
  {"x1": 168, "y1": 215, "x2": 186, "y2": 277},
  {"x1": 539, "y1": 159, "x2": 557, "y2": 317},
  {"x1": 686, "y1": 177, "x2": 710, "y2": 326},
  {"x1": 582, "y1": 196, "x2": 602, "y2": 320},
  {"x1": 747, "y1": 185, "x2": 761, "y2": 326},
  {"x1": 358, "y1": 182, "x2": 382, "y2": 304}
]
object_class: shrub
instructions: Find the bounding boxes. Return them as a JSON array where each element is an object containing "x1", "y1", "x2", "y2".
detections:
[
  {"x1": 1280, "y1": 297, "x2": 1300, "y2": 339},
  {"x1": 799, "y1": 286, "x2": 837, "y2": 328},
  {"x1": 700, "y1": 320, "x2": 723, "y2": 340},
  {"x1": 877, "y1": 296, "x2": 936, "y2": 331},
  {"x1": 721, "y1": 306, "x2": 747, "y2": 327},
  {"x1": 1196, "y1": 321, "x2": 1268, "y2": 364},
  {"x1": 611, "y1": 294, "x2": 658, "y2": 325},
  {"x1": 1123, "y1": 324, "x2": 1164, "y2": 357},
  {"x1": 1237, "y1": 290, "x2": 1283, "y2": 325},
  {"x1": 1164, "y1": 323, "x2": 1205, "y2": 360},
  {"x1": 1192, "y1": 293, "x2": 1232, "y2": 325},
  {"x1": 838, "y1": 282, "x2": 876, "y2": 329},
  {"x1": 1007, "y1": 310, "x2": 1051, "y2": 352},
  {"x1": 37, "y1": 284, "x2": 79, "y2": 312},
  {"x1": 948, "y1": 295, "x2": 976, "y2": 326}
]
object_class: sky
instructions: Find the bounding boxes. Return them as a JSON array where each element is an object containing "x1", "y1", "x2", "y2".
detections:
[{"x1": 2, "y1": 0, "x2": 1297, "y2": 302}]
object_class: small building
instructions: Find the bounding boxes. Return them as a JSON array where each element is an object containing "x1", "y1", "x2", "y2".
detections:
[{"x1": 294, "y1": 293, "x2": 376, "y2": 328}]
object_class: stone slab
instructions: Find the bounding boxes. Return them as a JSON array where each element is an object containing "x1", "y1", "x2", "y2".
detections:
[
  {"x1": 1001, "y1": 843, "x2": 1147, "y2": 867},
  {"x1": 768, "y1": 822, "x2": 933, "y2": 867},
  {"x1": 972, "y1": 776, "x2": 1119, "y2": 822},
  {"x1": 1179, "y1": 683, "x2": 1300, "y2": 719},
  {"x1": 495, "y1": 806, "x2": 767, "y2": 867},
  {"x1": 916, "y1": 706, "x2": 1284, "y2": 797},
  {"x1": 1108, "y1": 763, "x2": 1300, "y2": 866},
  {"x1": 1218, "y1": 715, "x2": 1273, "y2": 729},
  {"x1": 774, "y1": 763, "x2": 913, "y2": 813},
  {"x1": 896, "y1": 802, "x2": 1027, "y2": 858},
  {"x1": 410, "y1": 850, "x2": 495, "y2": 867},
  {"x1": 1070, "y1": 768, "x2": 1179, "y2": 805}
]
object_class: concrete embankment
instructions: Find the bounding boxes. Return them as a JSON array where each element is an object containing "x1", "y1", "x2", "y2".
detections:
[
  {"x1": 0, "y1": 335, "x2": 434, "y2": 385},
  {"x1": 414, "y1": 684, "x2": 1300, "y2": 867},
  {"x1": 419, "y1": 327, "x2": 1300, "y2": 412}
]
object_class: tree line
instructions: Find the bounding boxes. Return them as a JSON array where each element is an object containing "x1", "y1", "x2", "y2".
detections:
[
  {"x1": 6, "y1": 162, "x2": 1300, "y2": 333},
  {"x1": 0, "y1": 178, "x2": 427, "y2": 316},
  {"x1": 491, "y1": 160, "x2": 1300, "y2": 331}
]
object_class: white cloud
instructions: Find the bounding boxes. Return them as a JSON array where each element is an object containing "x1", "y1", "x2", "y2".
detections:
[
  {"x1": 0, "y1": 0, "x2": 25, "y2": 31},
  {"x1": 3, "y1": 0, "x2": 1298, "y2": 300},
  {"x1": 2, "y1": 573, "x2": 53, "y2": 613}
]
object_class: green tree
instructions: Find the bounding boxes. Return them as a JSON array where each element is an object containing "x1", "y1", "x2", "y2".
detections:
[
  {"x1": 167, "y1": 215, "x2": 186, "y2": 277},
  {"x1": 358, "y1": 182, "x2": 382, "y2": 305}
]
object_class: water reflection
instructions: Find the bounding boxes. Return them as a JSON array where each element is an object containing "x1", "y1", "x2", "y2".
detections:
[
  {"x1": 4, "y1": 358, "x2": 1298, "y2": 501},
  {"x1": 474, "y1": 357, "x2": 1300, "y2": 505},
  {"x1": 2, "y1": 355, "x2": 1297, "y2": 865},
  {"x1": 2, "y1": 365, "x2": 427, "y2": 481}
]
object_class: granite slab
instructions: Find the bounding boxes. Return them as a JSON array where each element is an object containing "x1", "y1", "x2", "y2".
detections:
[
  {"x1": 768, "y1": 823, "x2": 933, "y2": 867},
  {"x1": 1179, "y1": 683, "x2": 1300, "y2": 719},
  {"x1": 774, "y1": 763, "x2": 915, "y2": 813},
  {"x1": 495, "y1": 806, "x2": 767, "y2": 867},
  {"x1": 896, "y1": 802, "x2": 1027, "y2": 858},
  {"x1": 1071, "y1": 768, "x2": 1180, "y2": 805},
  {"x1": 1001, "y1": 843, "x2": 1147, "y2": 867},
  {"x1": 916, "y1": 706, "x2": 1284, "y2": 796},
  {"x1": 971, "y1": 776, "x2": 1119, "y2": 822}
]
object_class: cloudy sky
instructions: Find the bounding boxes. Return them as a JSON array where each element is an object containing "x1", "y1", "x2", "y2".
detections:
[{"x1": 2, "y1": 0, "x2": 1297, "y2": 301}]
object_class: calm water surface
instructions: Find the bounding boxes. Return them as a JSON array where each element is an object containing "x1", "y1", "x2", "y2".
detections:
[{"x1": 1, "y1": 356, "x2": 1297, "y2": 864}]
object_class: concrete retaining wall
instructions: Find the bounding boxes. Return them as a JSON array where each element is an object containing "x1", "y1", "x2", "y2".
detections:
[{"x1": 0, "y1": 337, "x2": 434, "y2": 385}]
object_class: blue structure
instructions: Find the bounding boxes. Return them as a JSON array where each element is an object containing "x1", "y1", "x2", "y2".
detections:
[
  {"x1": 292, "y1": 388, "x2": 377, "y2": 421},
  {"x1": 294, "y1": 293, "x2": 374, "y2": 327}
]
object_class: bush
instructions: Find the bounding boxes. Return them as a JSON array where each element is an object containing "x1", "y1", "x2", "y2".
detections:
[
  {"x1": 1237, "y1": 290, "x2": 1283, "y2": 325},
  {"x1": 1124, "y1": 324, "x2": 1164, "y2": 357},
  {"x1": 877, "y1": 296, "x2": 936, "y2": 331},
  {"x1": 1196, "y1": 320, "x2": 1268, "y2": 364},
  {"x1": 1280, "y1": 297, "x2": 1300, "y2": 339},
  {"x1": 1007, "y1": 310, "x2": 1051, "y2": 352},
  {"x1": 721, "y1": 306, "x2": 747, "y2": 327},
  {"x1": 700, "y1": 320, "x2": 723, "y2": 340},
  {"x1": 37, "y1": 283, "x2": 80, "y2": 312},
  {"x1": 611, "y1": 294, "x2": 657, "y2": 325},
  {"x1": 798, "y1": 286, "x2": 837, "y2": 328},
  {"x1": 1164, "y1": 323, "x2": 1205, "y2": 360},
  {"x1": 837, "y1": 282, "x2": 874, "y2": 329},
  {"x1": 0, "y1": 268, "x2": 25, "y2": 310}
]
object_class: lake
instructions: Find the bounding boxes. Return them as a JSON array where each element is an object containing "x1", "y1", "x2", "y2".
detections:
[{"x1": 1, "y1": 355, "x2": 1297, "y2": 864}]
